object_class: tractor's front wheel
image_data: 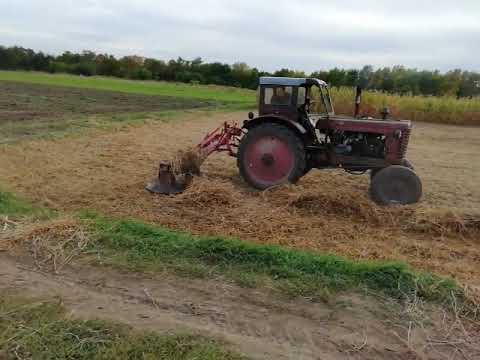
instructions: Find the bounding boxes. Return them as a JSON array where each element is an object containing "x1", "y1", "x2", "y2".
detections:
[
  {"x1": 370, "y1": 165, "x2": 422, "y2": 205},
  {"x1": 371, "y1": 159, "x2": 414, "y2": 179},
  {"x1": 237, "y1": 123, "x2": 306, "y2": 190}
]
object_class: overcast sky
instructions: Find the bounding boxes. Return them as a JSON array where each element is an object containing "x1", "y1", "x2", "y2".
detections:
[{"x1": 1, "y1": 0, "x2": 479, "y2": 72}]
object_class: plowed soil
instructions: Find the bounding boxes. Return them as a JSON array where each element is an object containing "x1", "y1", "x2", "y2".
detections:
[
  {"x1": 0, "y1": 81, "x2": 209, "y2": 123},
  {"x1": 1, "y1": 111, "x2": 479, "y2": 289}
]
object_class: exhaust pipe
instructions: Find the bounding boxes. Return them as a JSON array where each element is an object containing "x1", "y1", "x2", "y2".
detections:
[{"x1": 354, "y1": 86, "x2": 362, "y2": 118}]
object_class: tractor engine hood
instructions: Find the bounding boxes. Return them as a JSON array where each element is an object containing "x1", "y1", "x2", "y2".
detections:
[{"x1": 313, "y1": 115, "x2": 411, "y2": 138}]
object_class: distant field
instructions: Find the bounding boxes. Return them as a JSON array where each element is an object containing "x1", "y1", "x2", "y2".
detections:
[
  {"x1": 1, "y1": 70, "x2": 479, "y2": 126},
  {"x1": 0, "y1": 80, "x2": 211, "y2": 143},
  {"x1": 0, "y1": 71, "x2": 255, "y2": 107},
  {"x1": 0, "y1": 81, "x2": 209, "y2": 123}
]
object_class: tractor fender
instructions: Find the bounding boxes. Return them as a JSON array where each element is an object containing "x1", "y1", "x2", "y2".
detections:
[{"x1": 243, "y1": 115, "x2": 308, "y2": 138}]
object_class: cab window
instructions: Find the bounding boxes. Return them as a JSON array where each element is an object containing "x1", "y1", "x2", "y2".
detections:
[
  {"x1": 310, "y1": 86, "x2": 331, "y2": 114},
  {"x1": 264, "y1": 86, "x2": 293, "y2": 105},
  {"x1": 297, "y1": 87, "x2": 306, "y2": 106}
]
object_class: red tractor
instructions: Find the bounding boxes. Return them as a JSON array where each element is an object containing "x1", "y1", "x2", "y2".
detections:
[{"x1": 147, "y1": 77, "x2": 422, "y2": 206}]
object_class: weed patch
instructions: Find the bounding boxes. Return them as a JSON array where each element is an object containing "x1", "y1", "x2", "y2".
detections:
[
  {"x1": 0, "y1": 190, "x2": 51, "y2": 218},
  {"x1": 0, "y1": 296, "x2": 246, "y2": 359}
]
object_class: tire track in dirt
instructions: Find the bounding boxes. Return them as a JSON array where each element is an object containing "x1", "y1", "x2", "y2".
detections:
[{"x1": 1, "y1": 255, "x2": 469, "y2": 360}]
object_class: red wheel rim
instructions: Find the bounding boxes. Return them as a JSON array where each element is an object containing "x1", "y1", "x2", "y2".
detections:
[{"x1": 244, "y1": 135, "x2": 295, "y2": 187}]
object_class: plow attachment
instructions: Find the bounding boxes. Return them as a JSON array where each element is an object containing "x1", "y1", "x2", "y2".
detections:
[
  {"x1": 145, "y1": 163, "x2": 190, "y2": 194},
  {"x1": 146, "y1": 122, "x2": 243, "y2": 195}
]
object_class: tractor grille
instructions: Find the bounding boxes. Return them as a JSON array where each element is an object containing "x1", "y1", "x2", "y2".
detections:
[{"x1": 399, "y1": 128, "x2": 411, "y2": 158}]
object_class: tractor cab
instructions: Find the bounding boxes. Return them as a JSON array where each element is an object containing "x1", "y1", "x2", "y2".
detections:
[{"x1": 258, "y1": 77, "x2": 334, "y2": 122}]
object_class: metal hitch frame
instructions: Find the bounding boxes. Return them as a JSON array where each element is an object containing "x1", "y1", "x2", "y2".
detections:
[{"x1": 146, "y1": 122, "x2": 243, "y2": 195}]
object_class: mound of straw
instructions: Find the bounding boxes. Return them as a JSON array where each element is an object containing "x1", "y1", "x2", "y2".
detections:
[
  {"x1": 174, "y1": 177, "x2": 240, "y2": 208},
  {"x1": 258, "y1": 184, "x2": 400, "y2": 225},
  {"x1": 0, "y1": 215, "x2": 21, "y2": 251},
  {"x1": 1, "y1": 217, "x2": 91, "y2": 273},
  {"x1": 170, "y1": 147, "x2": 208, "y2": 176},
  {"x1": 405, "y1": 208, "x2": 480, "y2": 238}
]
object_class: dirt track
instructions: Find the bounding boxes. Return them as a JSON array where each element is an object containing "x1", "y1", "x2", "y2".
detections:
[
  {"x1": 3, "y1": 255, "x2": 479, "y2": 360},
  {"x1": 0, "y1": 111, "x2": 479, "y2": 288}
]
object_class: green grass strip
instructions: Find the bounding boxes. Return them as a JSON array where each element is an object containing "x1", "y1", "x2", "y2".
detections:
[
  {"x1": 88, "y1": 214, "x2": 461, "y2": 303},
  {"x1": 0, "y1": 297, "x2": 247, "y2": 360}
]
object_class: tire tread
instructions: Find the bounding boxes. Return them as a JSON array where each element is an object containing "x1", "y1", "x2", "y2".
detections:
[{"x1": 370, "y1": 165, "x2": 422, "y2": 205}]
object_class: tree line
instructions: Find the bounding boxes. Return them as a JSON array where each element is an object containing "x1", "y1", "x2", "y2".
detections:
[{"x1": 1, "y1": 45, "x2": 479, "y2": 98}]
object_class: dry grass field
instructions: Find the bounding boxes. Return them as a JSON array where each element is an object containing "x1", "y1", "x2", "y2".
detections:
[
  {"x1": 331, "y1": 87, "x2": 480, "y2": 126},
  {"x1": 1, "y1": 110, "x2": 479, "y2": 287}
]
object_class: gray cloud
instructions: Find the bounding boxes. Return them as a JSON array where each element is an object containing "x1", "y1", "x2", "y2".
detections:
[{"x1": 0, "y1": 0, "x2": 479, "y2": 72}]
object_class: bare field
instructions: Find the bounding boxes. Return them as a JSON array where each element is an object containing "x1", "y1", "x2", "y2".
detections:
[
  {"x1": 0, "y1": 81, "x2": 209, "y2": 122},
  {"x1": 0, "y1": 81, "x2": 209, "y2": 142},
  {"x1": 1, "y1": 111, "x2": 479, "y2": 288}
]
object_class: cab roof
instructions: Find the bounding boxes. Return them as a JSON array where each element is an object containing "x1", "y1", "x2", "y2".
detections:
[{"x1": 259, "y1": 77, "x2": 328, "y2": 87}]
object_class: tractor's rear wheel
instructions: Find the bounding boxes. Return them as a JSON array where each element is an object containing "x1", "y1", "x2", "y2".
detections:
[
  {"x1": 370, "y1": 165, "x2": 422, "y2": 206},
  {"x1": 237, "y1": 123, "x2": 306, "y2": 190}
]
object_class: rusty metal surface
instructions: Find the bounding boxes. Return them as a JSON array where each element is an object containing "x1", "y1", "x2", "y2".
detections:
[{"x1": 197, "y1": 122, "x2": 243, "y2": 157}]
